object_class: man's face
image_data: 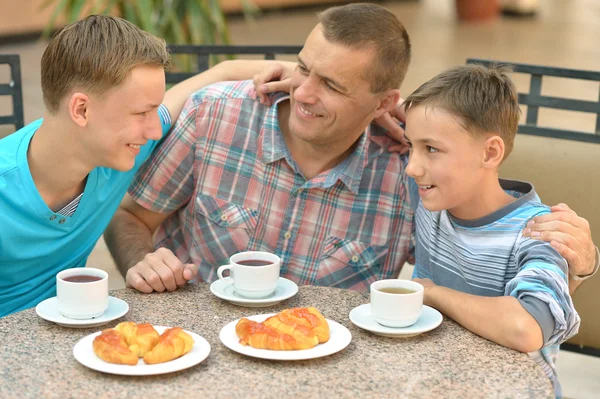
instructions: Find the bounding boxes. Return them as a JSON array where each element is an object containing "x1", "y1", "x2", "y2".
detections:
[
  {"x1": 405, "y1": 106, "x2": 488, "y2": 219},
  {"x1": 83, "y1": 65, "x2": 165, "y2": 171},
  {"x1": 287, "y1": 25, "x2": 386, "y2": 150}
]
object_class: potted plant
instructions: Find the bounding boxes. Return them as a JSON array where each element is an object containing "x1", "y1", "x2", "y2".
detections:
[{"x1": 41, "y1": 0, "x2": 259, "y2": 45}]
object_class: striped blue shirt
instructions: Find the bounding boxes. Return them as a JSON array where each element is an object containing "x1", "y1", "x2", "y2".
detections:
[{"x1": 413, "y1": 179, "x2": 580, "y2": 398}]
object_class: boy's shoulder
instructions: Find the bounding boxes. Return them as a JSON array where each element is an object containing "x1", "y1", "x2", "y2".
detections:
[{"x1": 0, "y1": 120, "x2": 41, "y2": 178}]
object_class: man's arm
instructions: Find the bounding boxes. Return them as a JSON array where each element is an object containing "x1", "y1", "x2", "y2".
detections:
[
  {"x1": 522, "y1": 203, "x2": 598, "y2": 293},
  {"x1": 415, "y1": 279, "x2": 543, "y2": 353},
  {"x1": 104, "y1": 194, "x2": 194, "y2": 293},
  {"x1": 163, "y1": 60, "x2": 297, "y2": 120}
]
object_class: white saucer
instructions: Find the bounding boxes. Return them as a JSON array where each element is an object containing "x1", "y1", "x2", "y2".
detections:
[
  {"x1": 36, "y1": 296, "x2": 129, "y2": 328},
  {"x1": 210, "y1": 277, "x2": 298, "y2": 308},
  {"x1": 73, "y1": 326, "x2": 210, "y2": 375},
  {"x1": 219, "y1": 313, "x2": 351, "y2": 360},
  {"x1": 349, "y1": 303, "x2": 443, "y2": 338}
]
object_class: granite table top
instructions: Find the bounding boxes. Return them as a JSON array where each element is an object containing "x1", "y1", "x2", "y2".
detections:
[{"x1": 0, "y1": 284, "x2": 553, "y2": 399}]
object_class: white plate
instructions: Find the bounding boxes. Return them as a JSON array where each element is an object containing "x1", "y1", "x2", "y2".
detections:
[
  {"x1": 349, "y1": 303, "x2": 443, "y2": 338},
  {"x1": 219, "y1": 313, "x2": 351, "y2": 360},
  {"x1": 210, "y1": 277, "x2": 298, "y2": 308},
  {"x1": 36, "y1": 296, "x2": 129, "y2": 328},
  {"x1": 73, "y1": 326, "x2": 211, "y2": 375}
]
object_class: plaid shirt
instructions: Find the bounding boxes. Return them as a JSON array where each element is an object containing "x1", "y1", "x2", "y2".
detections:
[{"x1": 129, "y1": 80, "x2": 414, "y2": 291}]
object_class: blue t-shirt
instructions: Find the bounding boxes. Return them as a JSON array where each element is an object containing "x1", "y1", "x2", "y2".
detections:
[{"x1": 0, "y1": 106, "x2": 171, "y2": 317}]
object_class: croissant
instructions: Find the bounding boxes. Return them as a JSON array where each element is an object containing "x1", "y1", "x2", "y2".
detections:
[
  {"x1": 114, "y1": 322, "x2": 160, "y2": 357},
  {"x1": 236, "y1": 318, "x2": 297, "y2": 350},
  {"x1": 235, "y1": 308, "x2": 331, "y2": 351},
  {"x1": 143, "y1": 327, "x2": 194, "y2": 364},
  {"x1": 263, "y1": 315, "x2": 319, "y2": 348},
  {"x1": 93, "y1": 329, "x2": 139, "y2": 366},
  {"x1": 279, "y1": 307, "x2": 330, "y2": 343}
]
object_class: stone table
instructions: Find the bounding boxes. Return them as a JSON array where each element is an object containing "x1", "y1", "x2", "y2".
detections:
[{"x1": 0, "y1": 284, "x2": 553, "y2": 398}]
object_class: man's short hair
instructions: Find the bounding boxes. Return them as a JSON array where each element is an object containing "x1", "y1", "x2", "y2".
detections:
[
  {"x1": 403, "y1": 64, "x2": 521, "y2": 159},
  {"x1": 318, "y1": 3, "x2": 411, "y2": 93},
  {"x1": 41, "y1": 15, "x2": 171, "y2": 114}
]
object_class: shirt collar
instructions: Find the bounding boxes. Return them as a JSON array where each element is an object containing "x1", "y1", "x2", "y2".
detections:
[{"x1": 258, "y1": 93, "x2": 386, "y2": 194}]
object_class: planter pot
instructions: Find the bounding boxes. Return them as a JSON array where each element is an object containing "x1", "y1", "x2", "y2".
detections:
[{"x1": 456, "y1": 0, "x2": 500, "y2": 21}]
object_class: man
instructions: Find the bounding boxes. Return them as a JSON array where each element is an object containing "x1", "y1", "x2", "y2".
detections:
[
  {"x1": 0, "y1": 14, "x2": 295, "y2": 317},
  {"x1": 106, "y1": 4, "x2": 598, "y2": 294},
  {"x1": 105, "y1": 3, "x2": 414, "y2": 293}
]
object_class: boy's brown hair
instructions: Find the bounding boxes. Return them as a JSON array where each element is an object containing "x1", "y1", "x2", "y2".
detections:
[
  {"x1": 41, "y1": 15, "x2": 171, "y2": 114},
  {"x1": 403, "y1": 64, "x2": 521, "y2": 159},
  {"x1": 318, "y1": 3, "x2": 411, "y2": 93}
]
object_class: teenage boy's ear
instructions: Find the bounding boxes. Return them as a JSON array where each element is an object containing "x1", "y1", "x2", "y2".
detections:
[
  {"x1": 373, "y1": 89, "x2": 401, "y2": 119},
  {"x1": 482, "y1": 135, "x2": 506, "y2": 168},
  {"x1": 68, "y1": 92, "x2": 90, "y2": 127}
]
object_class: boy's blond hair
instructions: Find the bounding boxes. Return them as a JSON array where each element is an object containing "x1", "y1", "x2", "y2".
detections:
[
  {"x1": 318, "y1": 3, "x2": 411, "y2": 93},
  {"x1": 403, "y1": 64, "x2": 520, "y2": 159},
  {"x1": 41, "y1": 15, "x2": 171, "y2": 114}
]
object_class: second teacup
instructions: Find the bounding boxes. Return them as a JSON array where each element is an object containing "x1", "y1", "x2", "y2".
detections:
[
  {"x1": 370, "y1": 279, "x2": 424, "y2": 328},
  {"x1": 217, "y1": 251, "x2": 281, "y2": 299}
]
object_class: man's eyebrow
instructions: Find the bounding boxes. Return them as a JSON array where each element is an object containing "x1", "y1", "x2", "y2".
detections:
[{"x1": 297, "y1": 56, "x2": 349, "y2": 93}]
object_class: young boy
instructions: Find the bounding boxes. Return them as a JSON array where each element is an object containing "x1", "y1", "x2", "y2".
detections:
[
  {"x1": 0, "y1": 14, "x2": 293, "y2": 318},
  {"x1": 404, "y1": 64, "x2": 580, "y2": 397}
]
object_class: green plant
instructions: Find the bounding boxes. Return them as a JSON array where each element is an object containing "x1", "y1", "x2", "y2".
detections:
[{"x1": 41, "y1": 0, "x2": 259, "y2": 45}]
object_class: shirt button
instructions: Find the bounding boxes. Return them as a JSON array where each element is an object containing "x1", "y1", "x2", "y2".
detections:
[
  {"x1": 59, "y1": 218, "x2": 66, "y2": 224},
  {"x1": 220, "y1": 214, "x2": 228, "y2": 221},
  {"x1": 49, "y1": 215, "x2": 57, "y2": 221},
  {"x1": 351, "y1": 255, "x2": 359, "y2": 262},
  {"x1": 284, "y1": 232, "x2": 291, "y2": 239}
]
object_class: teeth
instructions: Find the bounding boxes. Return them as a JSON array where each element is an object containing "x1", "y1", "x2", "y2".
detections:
[
  {"x1": 128, "y1": 144, "x2": 140, "y2": 149},
  {"x1": 299, "y1": 106, "x2": 318, "y2": 117},
  {"x1": 419, "y1": 185, "x2": 434, "y2": 190}
]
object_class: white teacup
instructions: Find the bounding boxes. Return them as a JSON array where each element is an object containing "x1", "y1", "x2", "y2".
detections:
[
  {"x1": 56, "y1": 268, "x2": 108, "y2": 320},
  {"x1": 217, "y1": 251, "x2": 281, "y2": 299},
  {"x1": 370, "y1": 279, "x2": 424, "y2": 328}
]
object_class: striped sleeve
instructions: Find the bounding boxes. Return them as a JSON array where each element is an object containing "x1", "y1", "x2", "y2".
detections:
[{"x1": 505, "y1": 236, "x2": 580, "y2": 346}]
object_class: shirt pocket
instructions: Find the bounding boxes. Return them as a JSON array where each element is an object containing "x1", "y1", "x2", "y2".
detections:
[
  {"x1": 315, "y1": 236, "x2": 390, "y2": 289},
  {"x1": 194, "y1": 193, "x2": 259, "y2": 258}
]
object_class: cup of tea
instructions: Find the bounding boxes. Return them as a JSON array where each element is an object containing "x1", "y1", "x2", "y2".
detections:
[
  {"x1": 370, "y1": 279, "x2": 424, "y2": 328},
  {"x1": 217, "y1": 251, "x2": 281, "y2": 298},
  {"x1": 56, "y1": 268, "x2": 109, "y2": 319}
]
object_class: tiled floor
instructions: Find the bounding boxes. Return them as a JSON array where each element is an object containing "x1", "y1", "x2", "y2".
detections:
[{"x1": 2, "y1": 0, "x2": 600, "y2": 397}]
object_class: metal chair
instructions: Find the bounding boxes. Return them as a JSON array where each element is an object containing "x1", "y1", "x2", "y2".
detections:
[
  {"x1": 0, "y1": 54, "x2": 24, "y2": 131},
  {"x1": 467, "y1": 58, "x2": 600, "y2": 145},
  {"x1": 166, "y1": 44, "x2": 303, "y2": 84}
]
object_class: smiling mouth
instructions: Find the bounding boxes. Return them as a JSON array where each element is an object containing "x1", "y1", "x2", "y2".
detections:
[
  {"x1": 298, "y1": 104, "x2": 322, "y2": 117},
  {"x1": 128, "y1": 144, "x2": 141, "y2": 149}
]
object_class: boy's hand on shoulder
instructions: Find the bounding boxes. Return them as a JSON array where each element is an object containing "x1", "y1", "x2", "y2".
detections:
[{"x1": 522, "y1": 203, "x2": 596, "y2": 277}]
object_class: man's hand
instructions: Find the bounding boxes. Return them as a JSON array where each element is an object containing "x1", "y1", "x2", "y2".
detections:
[
  {"x1": 252, "y1": 61, "x2": 296, "y2": 106},
  {"x1": 125, "y1": 247, "x2": 199, "y2": 293},
  {"x1": 375, "y1": 99, "x2": 410, "y2": 154},
  {"x1": 522, "y1": 203, "x2": 596, "y2": 277}
]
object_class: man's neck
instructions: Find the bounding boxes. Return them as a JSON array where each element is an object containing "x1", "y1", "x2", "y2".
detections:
[
  {"x1": 448, "y1": 175, "x2": 517, "y2": 221},
  {"x1": 277, "y1": 101, "x2": 363, "y2": 181},
  {"x1": 28, "y1": 116, "x2": 92, "y2": 211}
]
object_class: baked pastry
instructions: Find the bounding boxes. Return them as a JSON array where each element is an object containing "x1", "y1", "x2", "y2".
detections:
[
  {"x1": 143, "y1": 327, "x2": 194, "y2": 364},
  {"x1": 235, "y1": 307, "x2": 330, "y2": 351},
  {"x1": 114, "y1": 322, "x2": 160, "y2": 357},
  {"x1": 278, "y1": 307, "x2": 330, "y2": 343},
  {"x1": 92, "y1": 329, "x2": 138, "y2": 365},
  {"x1": 236, "y1": 318, "x2": 298, "y2": 350},
  {"x1": 93, "y1": 323, "x2": 194, "y2": 365}
]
